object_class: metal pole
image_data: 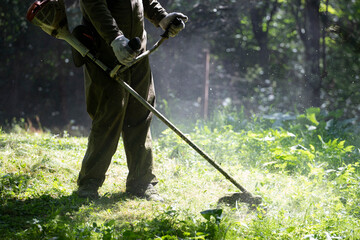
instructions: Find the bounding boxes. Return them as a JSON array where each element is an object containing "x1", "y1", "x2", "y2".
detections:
[{"x1": 114, "y1": 75, "x2": 249, "y2": 194}]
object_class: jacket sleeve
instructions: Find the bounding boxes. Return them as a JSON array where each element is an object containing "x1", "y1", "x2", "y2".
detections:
[
  {"x1": 143, "y1": 0, "x2": 168, "y2": 27},
  {"x1": 80, "y1": 0, "x2": 122, "y2": 45}
]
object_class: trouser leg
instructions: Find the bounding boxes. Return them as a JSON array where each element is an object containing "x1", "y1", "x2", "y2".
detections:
[
  {"x1": 77, "y1": 63, "x2": 129, "y2": 188},
  {"x1": 122, "y1": 57, "x2": 158, "y2": 192},
  {"x1": 77, "y1": 57, "x2": 157, "y2": 191}
]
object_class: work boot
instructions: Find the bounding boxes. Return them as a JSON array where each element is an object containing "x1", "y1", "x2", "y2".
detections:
[
  {"x1": 127, "y1": 184, "x2": 164, "y2": 202},
  {"x1": 75, "y1": 184, "x2": 99, "y2": 200}
]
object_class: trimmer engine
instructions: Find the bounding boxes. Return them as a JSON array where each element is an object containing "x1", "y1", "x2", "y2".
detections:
[{"x1": 27, "y1": 0, "x2": 69, "y2": 39}]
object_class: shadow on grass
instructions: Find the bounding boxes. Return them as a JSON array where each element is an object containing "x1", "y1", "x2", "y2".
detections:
[
  {"x1": 0, "y1": 191, "x2": 130, "y2": 237},
  {"x1": 0, "y1": 191, "x2": 219, "y2": 239}
]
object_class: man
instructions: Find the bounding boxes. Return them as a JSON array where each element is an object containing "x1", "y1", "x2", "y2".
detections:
[{"x1": 76, "y1": 0, "x2": 187, "y2": 201}]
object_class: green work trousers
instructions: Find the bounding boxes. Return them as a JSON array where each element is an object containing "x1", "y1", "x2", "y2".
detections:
[{"x1": 77, "y1": 56, "x2": 157, "y2": 192}]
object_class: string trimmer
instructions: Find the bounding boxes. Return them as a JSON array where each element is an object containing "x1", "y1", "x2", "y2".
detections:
[{"x1": 26, "y1": 0, "x2": 262, "y2": 208}]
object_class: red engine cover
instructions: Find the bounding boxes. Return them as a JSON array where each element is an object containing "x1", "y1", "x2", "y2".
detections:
[{"x1": 26, "y1": 0, "x2": 50, "y2": 22}]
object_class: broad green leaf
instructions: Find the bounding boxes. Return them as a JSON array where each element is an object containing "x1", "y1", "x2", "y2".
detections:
[
  {"x1": 320, "y1": 2, "x2": 338, "y2": 16},
  {"x1": 286, "y1": 226, "x2": 296, "y2": 233},
  {"x1": 306, "y1": 113, "x2": 319, "y2": 126},
  {"x1": 306, "y1": 107, "x2": 321, "y2": 115},
  {"x1": 310, "y1": 144, "x2": 315, "y2": 152},
  {"x1": 200, "y1": 209, "x2": 223, "y2": 224}
]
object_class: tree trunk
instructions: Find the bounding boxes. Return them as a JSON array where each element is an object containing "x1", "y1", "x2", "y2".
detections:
[
  {"x1": 303, "y1": 0, "x2": 321, "y2": 107},
  {"x1": 250, "y1": 5, "x2": 270, "y2": 80},
  {"x1": 203, "y1": 49, "x2": 210, "y2": 120}
]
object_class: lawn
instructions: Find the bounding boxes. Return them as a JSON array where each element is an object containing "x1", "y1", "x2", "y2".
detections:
[{"x1": 1, "y1": 109, "x2": 360, "y2": 239}]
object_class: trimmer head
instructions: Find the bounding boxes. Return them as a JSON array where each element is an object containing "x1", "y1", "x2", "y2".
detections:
[
  {"x1": 218, "y1": 192, "x2": 262, "y2": 209},
  {"x1": 26, "y1": 0, "x2": 70, "y2": 39}
]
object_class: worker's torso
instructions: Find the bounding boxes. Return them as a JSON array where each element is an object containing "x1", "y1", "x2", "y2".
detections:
[
  {"x1": 81, "y1": 0, "x2": 147, "y2": 68},
  {"x1": 106, "y1": 0, "x2": 145, "y2": 39}
]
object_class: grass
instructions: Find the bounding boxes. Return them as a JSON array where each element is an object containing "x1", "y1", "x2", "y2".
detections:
[{"x1": 1, "y1": 110, "x2": 360, "y2": 239}]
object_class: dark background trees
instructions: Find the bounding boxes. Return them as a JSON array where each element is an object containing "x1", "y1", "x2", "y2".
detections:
[{"x1": 0, "y1": 0, "x2": 359, "y2": 135}]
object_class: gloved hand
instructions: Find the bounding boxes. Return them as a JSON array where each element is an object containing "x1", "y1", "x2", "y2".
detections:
[
  {"x1": 111, "y1": 35, "x2": 137, "y2": 66},
  {"x1": 159, "y1": 12, "x2": 188, "y2": 37}
]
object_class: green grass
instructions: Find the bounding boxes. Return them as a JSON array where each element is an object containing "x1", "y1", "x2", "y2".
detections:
[{"x1": 1, "y1": 110, "x2": 360, "y2": 239}]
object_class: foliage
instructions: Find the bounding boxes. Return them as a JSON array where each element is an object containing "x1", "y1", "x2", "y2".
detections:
[
  {"x1": 1, "y1": 0, "x2": 360, "y2": 132},
  {"x1": 158, "y1": 107, "x2": 358, "y2": 173},
  {"x1": 0, "y1": 0, "x2": 87, "y2": 131}
]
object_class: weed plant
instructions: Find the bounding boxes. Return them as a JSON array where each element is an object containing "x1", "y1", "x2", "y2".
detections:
[{"x1": 1, "y1": 107, "x2": 360, "y2": 239}]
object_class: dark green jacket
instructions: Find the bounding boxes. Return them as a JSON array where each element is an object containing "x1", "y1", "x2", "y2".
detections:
[{"x1": 80, "y1": 0, "x2": 167, "y2": 49}]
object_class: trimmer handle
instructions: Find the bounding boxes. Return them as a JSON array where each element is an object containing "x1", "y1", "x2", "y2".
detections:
[
  {"x1": 110, "y1": 18, "x2": 182, "y2": 77},
  {"x1": 127, "y1": 37, "x2": 141, "y2": 53},
  {"x1": 109, "y1": 37, "x2": 141, "y2": 77},
  {"x1": 161, "y1": 17, "x2": 183, "y2": 38}
]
